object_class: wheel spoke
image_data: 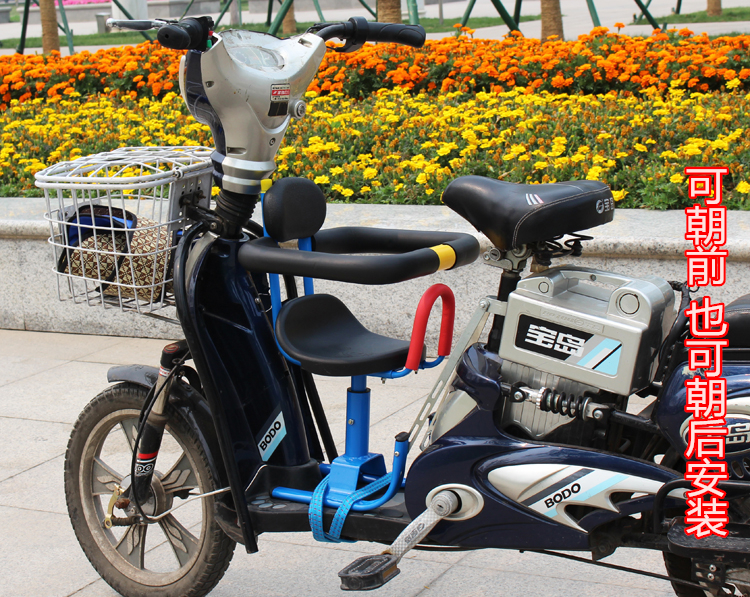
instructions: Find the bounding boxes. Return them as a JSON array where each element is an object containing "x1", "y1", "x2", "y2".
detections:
[
  {"x1": 92, "y1": 457, "x2": 123, "y2": 496},
  {"x1": 161, "y1": 452, "x2": 198, "y2": 495},
  {"x1": 114, "y1": 523, "x2": 147, "y2": 570},
  {"x1": 159, "y1": 514, "x2": 200, "y2": 568},
  {"x1": 119, "y1": 418, "x2": 139, "y2": 451}
]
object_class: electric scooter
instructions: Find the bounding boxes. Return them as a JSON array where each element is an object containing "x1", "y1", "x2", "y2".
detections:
[{"x1": 62, "y1": 16, "x2": 750, "y2": 597}]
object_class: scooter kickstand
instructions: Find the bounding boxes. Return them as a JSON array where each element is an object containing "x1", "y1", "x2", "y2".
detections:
[{"x1": 338, "y1": 490, "x2": 459, "y2": 591}]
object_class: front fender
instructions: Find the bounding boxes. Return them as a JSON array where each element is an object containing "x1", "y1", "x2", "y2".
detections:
[{"x1": 107, "y1": 364, "x2": 159, "y2": 388}]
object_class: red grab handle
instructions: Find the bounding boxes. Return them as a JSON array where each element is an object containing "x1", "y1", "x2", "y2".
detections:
[{"x1": 405, "y1": 284, "x2": 455, "y2": 371}]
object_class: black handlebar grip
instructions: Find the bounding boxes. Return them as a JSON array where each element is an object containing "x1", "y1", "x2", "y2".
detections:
[
  {"x1": 364, "y1": 22, "x2": 426, "y2": 48},
  {"x1": 157, "y1": 17, "x2": 212, "y2": 50},
  {"x1": 157, "y1": 24, "x2": 192, "y2": 49}
]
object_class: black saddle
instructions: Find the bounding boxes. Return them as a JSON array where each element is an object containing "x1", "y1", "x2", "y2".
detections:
[{"x1": 442, "y1": 176, "x2": 615, "y2": 250}]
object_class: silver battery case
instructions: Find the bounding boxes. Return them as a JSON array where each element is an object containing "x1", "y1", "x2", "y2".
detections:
[{"x1": 499, "y1": 266, "x2": 676, "y2": 395}]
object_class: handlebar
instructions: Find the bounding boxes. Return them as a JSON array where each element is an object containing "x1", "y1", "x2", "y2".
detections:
[
  {"x1": 109, "y1": 15, "x2": 424, "y2": 54},
  {"x1": 239, "y1": 227, "x2": 479, "y2": 285},
  {"x1": 312, "y1": 16, "x2": 426, "y2": 52},
  {"x1": 108, "y1": 16, "x2": 213, "y2": 50}
]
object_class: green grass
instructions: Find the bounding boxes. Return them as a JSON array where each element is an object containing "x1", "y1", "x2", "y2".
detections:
[
  {"x1": 0, "y1": 14, "x2": 540, "y2": 49},
  {"x1": 635, "y1": 6, "x2": 750, "y2": 25}
]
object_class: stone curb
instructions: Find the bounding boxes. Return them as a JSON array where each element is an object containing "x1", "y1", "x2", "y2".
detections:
[{"x1": 2, "y1": 197, "x2": 750, "y2": 340}]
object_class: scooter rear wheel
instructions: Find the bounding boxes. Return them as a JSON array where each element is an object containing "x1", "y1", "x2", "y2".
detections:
[{"x1": 64, "y1": 383, "x2": 235, "y2": 597}]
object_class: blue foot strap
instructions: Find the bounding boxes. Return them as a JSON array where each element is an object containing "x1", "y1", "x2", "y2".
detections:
[{"x1": 309, "y1": 472, "x2": 393, "y2": 543}]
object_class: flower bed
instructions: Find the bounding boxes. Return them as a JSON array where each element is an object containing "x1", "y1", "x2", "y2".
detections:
[
  {"x1": 312, "y1": 28, "x2": 750, "y2": 97},
  {"x1": 3, "y1": 87, "x2": 748, "y2": 208},
  {"x1": 0, "y1": 43, "x2": 179, "y2": 108},
  {"x1": 2, "y1": 29, "x2": 749, "y2": 108}
]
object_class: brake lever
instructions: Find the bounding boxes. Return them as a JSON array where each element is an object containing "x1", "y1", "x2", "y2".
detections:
[{"x1": 107, "y1": 18, "x2": 177, "y2": 31}]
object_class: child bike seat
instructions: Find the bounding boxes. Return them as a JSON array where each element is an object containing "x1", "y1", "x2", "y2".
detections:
[
  {"x1": 442, "y1": 175, "x2": 615, "y2": 250},
  {"x1": 274, "y1": 294, "x2": 425, "y2": 376},
  {"x1": 238, "y1": 177, "x2": 478, "y2": 376}
]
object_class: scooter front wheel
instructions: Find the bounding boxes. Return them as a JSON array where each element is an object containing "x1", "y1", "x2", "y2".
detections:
[{"x1": 64, "y1": 383, "x2": 235, "y2": 597}]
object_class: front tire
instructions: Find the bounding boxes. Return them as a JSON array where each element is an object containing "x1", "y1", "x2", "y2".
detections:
[{"x1": 64, "y1": 383, "x2": 235, "y2": 597}]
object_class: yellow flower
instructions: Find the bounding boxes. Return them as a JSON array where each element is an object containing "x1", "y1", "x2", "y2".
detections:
[
  {"x1": 330, "y1": 166, "x2": 345, "y2": 175},
  {"x1": 736, "y1": 181, "x2": 750, "y2": 194},
  {"x1": 416, "y1": 173, "x2": 428, "y2": 184},
  {"x1": 363, "y1": 167, "x2": 378, "y2": 180},
  {"x1": 360, "y1": 186, "x2": 371, "y2": 192},
  {"x1": 314, "y1": 175, "x2": 330, "y2": 185},
  {"x1": 612, "y1": 190, "x2": 629, "y2": 201},
  {"x1": 534, "y1": 161, "x2": 548, "y2": 170},
  {"x1": 634, "y1": 143, "x2": 647, "y2": 152},
  {"x1": 727, "y1": 78, "x2": 741, "y2": 90},
  {"x1": 425, "y1": 189, "x2": 435, "y2": 195},
  {"x1": 341, "y1": 188, "x2": 354, "y2": 198},
  {"x1": 670, "y1": 173, "x2": 684, "y2": 184}
]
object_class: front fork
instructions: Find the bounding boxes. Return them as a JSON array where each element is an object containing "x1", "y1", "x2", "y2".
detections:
[{"x1": 131, "y1": 340, "x2": 191, "y2": 504}]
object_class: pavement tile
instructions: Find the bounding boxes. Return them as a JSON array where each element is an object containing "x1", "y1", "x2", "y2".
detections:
[
  {"x1": 415, "y1": 561, "x2": 675, "y2": 597},
  {"x1": 0, "y1": 454, "x2": 66, "y2": 515},
  {"x1": 0, "y1": 355, "x2": 69, "y2": 388},
  {"x1": 0, "y1": 417, "x2": 71, "y2": 482},
  {"x1": 0, "y1": 330, "x2": 121, "y2": 361},
  {"x1": 209, "y1": 536, "x2": 452, "y2": 597},
  {"x1": 458, "y1": 547, "x2": 671, "y2": 594},
  {"x1": 0, "y1": 505, "x2": 101, "y2": 597},
  {"x1": 0, "y1": 360, "x2": 112, "y2": 424},
  {"x1": 76, "y1": 337, "x2": 176, "y2": 366}
]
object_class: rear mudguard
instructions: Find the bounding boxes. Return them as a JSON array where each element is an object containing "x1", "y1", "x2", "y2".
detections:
[{"x1": 106, "y1": 364, "x2": 229, "y2": 492}]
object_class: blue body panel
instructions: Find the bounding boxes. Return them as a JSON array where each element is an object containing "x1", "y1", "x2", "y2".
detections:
[
  {"x1": 656, "y1": 360, "x2": 750, "y2": 477},
  {"x1": 404, "y1": 344, "x2": 680, "y2": 550}
]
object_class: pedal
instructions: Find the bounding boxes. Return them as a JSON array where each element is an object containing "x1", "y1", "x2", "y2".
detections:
[
  {"x1": 337, "y1": 490, "x2": 459, "y2": 591},
  {"x1": 338, "y1": 554, "x2": 400, "y2": 591},
  {"x1": 668, "y1": 517, "x2": 750, "y2": 565}
]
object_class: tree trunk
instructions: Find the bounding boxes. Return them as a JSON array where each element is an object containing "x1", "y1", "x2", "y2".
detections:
[
  {"x1": 540, "y1": 0, "x2": 563, "y2": 40},
  {"x1": 707, "y1": 0, "x2": 721, "y2": 17},
  {"x1": 229, "y1": 0, "x2": 240, "y2": 26},
  {"x1": 377, "y1": 0, "x2": 402, "y2": 24},
  {"x1": 282, "y1": 1, "x2": 295, "y2": 35},
  {"x1": 39, "y1": 0, "x2": 60, "y2": 54}
]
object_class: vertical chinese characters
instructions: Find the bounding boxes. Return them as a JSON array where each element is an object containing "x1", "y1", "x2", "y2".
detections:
[{"x1": 682, "y1": 168, "x2": 730, "y2": 539}]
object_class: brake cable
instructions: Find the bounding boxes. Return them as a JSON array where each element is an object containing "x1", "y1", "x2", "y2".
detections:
[{"x1": 128, "y1": 353, "x2": 188, "y2": 524}]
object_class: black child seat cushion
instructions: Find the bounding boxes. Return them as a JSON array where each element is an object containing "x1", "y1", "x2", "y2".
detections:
[{"x1": 275, "y1": 294, "x2": 424, "y2": 377}]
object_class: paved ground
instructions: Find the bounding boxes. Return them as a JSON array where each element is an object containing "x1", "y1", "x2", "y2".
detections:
[
  {"x1": 1, "y1": 0, "x2": 750, "y2": 55},
  {"x1": 0, "y1": 327, "x2": 678, "y2": 597}
]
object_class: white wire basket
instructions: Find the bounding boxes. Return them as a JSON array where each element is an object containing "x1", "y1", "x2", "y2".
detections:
[{"x1": 37, "y1": 146, "x2": 214, "y2": 316}]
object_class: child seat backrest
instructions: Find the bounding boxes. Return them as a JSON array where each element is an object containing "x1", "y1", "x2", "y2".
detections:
[{"x1": 263, "y1": 177, "x2": 327, "y2": 242}]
